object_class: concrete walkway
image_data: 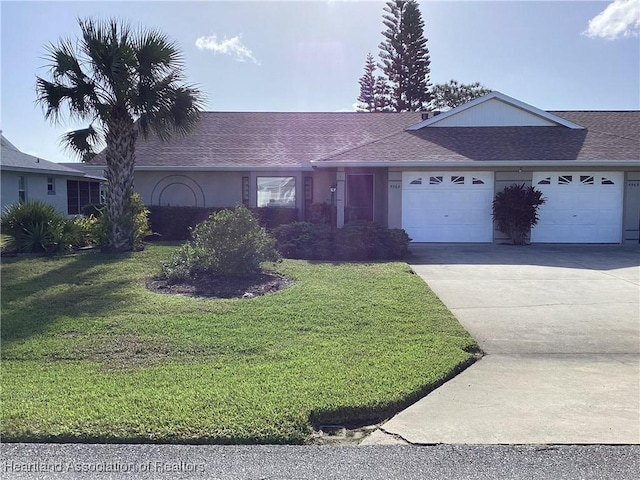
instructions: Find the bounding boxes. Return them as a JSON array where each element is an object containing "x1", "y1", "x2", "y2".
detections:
[{"x1": 362, "y1": 244, "x2": 640, "y2": 445}]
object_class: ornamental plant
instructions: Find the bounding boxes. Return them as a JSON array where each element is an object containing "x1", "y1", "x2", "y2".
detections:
[
  {"x1": 492, "y1": 183, "x2": 546, "y2": 245},
  {"x1": 162, "y1": 205, "x2": 280, "y2": 280}
]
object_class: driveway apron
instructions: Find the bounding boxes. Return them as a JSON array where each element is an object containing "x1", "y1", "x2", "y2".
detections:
[{"x1": 362, "y1": 244, "x2": 640, "y2": 445}]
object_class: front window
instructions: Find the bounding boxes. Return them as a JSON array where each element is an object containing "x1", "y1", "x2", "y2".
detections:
[
  {"x1": 67, "y1": 180, "x2": 101, "y2": 215},
  {"x1": 257, "y1": 176, "x2": 296, "y2": 208}
]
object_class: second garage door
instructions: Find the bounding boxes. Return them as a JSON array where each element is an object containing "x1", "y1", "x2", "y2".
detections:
[
  {"x1": 531, "y1": 172, "x2": 624, "y2": 243},
  {"x1": 402, "y1": 172, "x2": 494, "y2": 242}
]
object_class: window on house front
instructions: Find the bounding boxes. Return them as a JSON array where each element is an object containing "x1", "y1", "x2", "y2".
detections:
[
  {"x1": 47, "y1": 177, "x2": 56, "y2": 195},
  {"x1": 256, "y1": 177, "x2": 296, "y2": 208},
  {"x1": 18, "y1": 176, "x2": 26, "y2": 202},
  {"x1": 67, "y1": 180, "x2": 101, "y2": 214}
]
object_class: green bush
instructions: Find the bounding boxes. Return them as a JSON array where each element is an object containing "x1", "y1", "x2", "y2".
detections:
[
  {"x1": 129, "y1": 193, "x2": 152, "y2": 250},
  {"x1": 306, "y1": 202, "x2": 335, "y2": 226},
  {"x1": 72, "y1": 215, "x2": 107, "y2": 247},
  {"x1": 1, "y1": 201, "x2": 77, "y2": 253},
  {"x1": 272, "y1": 220, "x2": 411, "y2": 261},
  {"x1": 272, "y1": 222, "x2": 333, "y2": 259},
  {"x1": 334, "y1": 221, "x2": 386, "y2": 261},
  {"x1": 148, "y1": 206, "x2": 298, "y2": 241},
  {"x1": 148, "y1": 206, "x2": 220, "y2": 241},
  {"x1": 493, "y1": 184, "x2": 546, "y2": 245},
  {"x1": 251, "y1": 207, "x2": 299, "y2": 230},
  {"x1": 81, "y1": 203, "x2": 105, "y2": 217},
  {"x1": 162, "y1": 205, "x2": 280, "y2": 280}
]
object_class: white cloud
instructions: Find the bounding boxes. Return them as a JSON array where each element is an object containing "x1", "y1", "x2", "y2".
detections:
[
  {"x1": 584, "y1": 0, "x2": 640, "y2": 39},
  {"x1": 195, "y1": 35, "x2": 260, "y2": 64},
  {"x1": 335, "y1": 103, "x2": 361, "y2": 112}
]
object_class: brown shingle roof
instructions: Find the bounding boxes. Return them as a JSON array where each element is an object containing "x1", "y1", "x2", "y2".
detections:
[
  {"x1": 88, "y1": 111, "x2": 639, "y2": 168},
  {"x1": 89, "y1": 112, "x2": 422, "y2": 167},
  {"x1": 322, "y1": 111, "x2": 639, "y2": 163}
]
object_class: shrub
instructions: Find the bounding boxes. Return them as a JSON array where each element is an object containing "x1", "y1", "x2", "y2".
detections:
[
  {"x1": 147, "y1": 206, "x2": 219, "y2": 241},
  {"x1": 306, "y1": 202, "x2": 335, "y2": 226},
  {"x1": 250, "y1": 207, "x2": 299, "y2": 230},
  {"x1": 148, "y1": 206, "x2": 298, "y2": 241},
  {"x1": 493, "y1": 184, "x2": 546, "y2": 245},
  {"x1": 334, "y1": 221, "x2": 384, "y2": 261},
  {"x1": 130, "y1": 193, "x2": 152, "y2": 250},
  {"x1": 162, "y1": 205, "x2": 280, "y2": 280},
  {"x1": 1, "y1": 201, "x2": 76, "y2": 253},
  {"x1": 272, "y1": 222, "x2": 333, "y2": 259},
  {"x1": 334, "y1": 221, "x2": 411, "y2": 261},
  {"x1": 272, "y1": 220, "x2": 411, "y2": 261},
  {"x1": 72, "y1": 215, "x2": 107, "y2": 247},
  {"x1": 81, "y1": 203, "x2": 105, "y2": 217}
]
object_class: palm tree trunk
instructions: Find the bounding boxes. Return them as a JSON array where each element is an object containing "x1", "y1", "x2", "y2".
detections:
[{"x1": 104, "y1": 112, "x2": 136, "y2": 252}]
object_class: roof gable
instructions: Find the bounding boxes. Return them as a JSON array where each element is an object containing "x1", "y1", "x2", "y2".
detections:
[{"x1": 407, "y1": 91, "x2": 585, "y2": 130}]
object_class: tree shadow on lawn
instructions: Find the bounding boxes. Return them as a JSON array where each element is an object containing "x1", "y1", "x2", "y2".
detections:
[{"x1": 1, "y1": 253, "x2": 137, "y2": 346}]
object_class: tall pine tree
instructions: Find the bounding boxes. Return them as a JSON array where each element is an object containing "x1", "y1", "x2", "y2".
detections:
[
  {"x1": 378, "y1": 0, "x2": 430, "y2": 112},
  {"x1": 357, "y1": 52, "x2": 392, "y2": 112},
  {"x1": 430, "y1": 80, "x2": 491, "y2": 110},
  {"x1": 357, "y1": 53, "x2": 377, "y2": 112}
]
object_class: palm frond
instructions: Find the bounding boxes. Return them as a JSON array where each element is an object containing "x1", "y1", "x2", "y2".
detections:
[
  {"x1": 134, "y1": 29, "x2": 182, "y2": 80},
  {"x1": 78, "y1": 17, "x2": 135, "y2": 101},
  {"x1": 60, "y1": 125, "x2": 103, "y2": 162},
  {"x1": 137, "y1": 84, "x2": 204, "y2": 141}
]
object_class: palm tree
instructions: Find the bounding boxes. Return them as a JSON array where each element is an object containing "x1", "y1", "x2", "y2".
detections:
[{"x1": 36, "y1": 18, "x2": 204, "y2": 252}]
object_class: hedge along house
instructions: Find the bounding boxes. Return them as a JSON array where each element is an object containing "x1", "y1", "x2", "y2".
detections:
[
  {"x1": 1, "y1": 134, "x2": 104, "y2": 216},
  {"x1": 83, "y1": 92, "x2": 640, "y2": 244}
]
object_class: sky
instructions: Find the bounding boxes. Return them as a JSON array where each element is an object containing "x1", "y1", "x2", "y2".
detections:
[{"x1": 1, "y1": 0, "x2": 639, "y2": 163}]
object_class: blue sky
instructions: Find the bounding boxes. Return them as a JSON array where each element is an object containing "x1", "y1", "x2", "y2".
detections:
[{"x1": 1, "y1": 0, "x2": 638, "y2": 163}]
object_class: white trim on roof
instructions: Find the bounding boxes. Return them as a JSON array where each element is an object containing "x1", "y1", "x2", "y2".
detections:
[
  {"x1": 311, "y1": 160, "x2": 639, "y2": 169},
  {"x1": 82, "y1": 164, "x2": 315, "y2": 173},
  {"x1": 406, "y1": 91, "x2": 585, "y2": 130}
]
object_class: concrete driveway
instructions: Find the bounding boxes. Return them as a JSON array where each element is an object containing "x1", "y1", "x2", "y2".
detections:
[{"x1": 363, "y1": 244, "x2": 640, "y2": 445}]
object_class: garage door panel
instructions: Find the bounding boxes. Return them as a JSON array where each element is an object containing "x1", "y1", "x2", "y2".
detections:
[
  {"x1": 402, "y1": 171, "x2": 494, "y2": 243},
  {"x1": 531, "y1": 172, "x2": 623, "y2": 243}
]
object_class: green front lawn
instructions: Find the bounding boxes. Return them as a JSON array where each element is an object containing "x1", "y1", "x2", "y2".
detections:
[{"x1": 1, "y1": 244, "x2": 475, "y2": 444}]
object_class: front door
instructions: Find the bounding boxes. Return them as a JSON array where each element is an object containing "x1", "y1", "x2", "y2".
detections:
[{"x1": 346, "y1": 174, "x2": 374, "y2": 222}]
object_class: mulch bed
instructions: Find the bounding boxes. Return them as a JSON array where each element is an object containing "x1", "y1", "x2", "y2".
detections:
[{"x1": 146, "y1": 272, "x2": 294, "y2": 299}]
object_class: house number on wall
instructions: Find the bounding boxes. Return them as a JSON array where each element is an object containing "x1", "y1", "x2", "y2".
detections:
[
  {"x1": 628, "y1": 182, "x2": 640, "y2": 187},
  {"x1": 390, "y1": 184, "x2": 401, "y2": 189}
]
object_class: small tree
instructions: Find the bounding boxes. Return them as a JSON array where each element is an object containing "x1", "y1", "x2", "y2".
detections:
[{"x1": 492, "y1": 184, "x2": 546, "y2": 245}]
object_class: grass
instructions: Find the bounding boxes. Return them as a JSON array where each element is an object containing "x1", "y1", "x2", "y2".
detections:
[{"x1": 1, "y1": 244, "x2": 476, "y2": 444}]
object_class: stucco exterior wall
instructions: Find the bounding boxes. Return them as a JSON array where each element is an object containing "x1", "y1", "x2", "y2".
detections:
[
  {"x1": 624, "y1": 171, "x2": 640, "y2": 244},
  {"x1": 134, "y1": 171, "x2": 244, "y2": 208},
  {"x1": 1, "y1": 171, "x2": 70, "y2": 214}
]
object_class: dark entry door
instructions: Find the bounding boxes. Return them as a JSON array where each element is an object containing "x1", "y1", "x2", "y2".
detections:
[{"x1": 346, "y1": 174, "x2": 374, "y2": 222}]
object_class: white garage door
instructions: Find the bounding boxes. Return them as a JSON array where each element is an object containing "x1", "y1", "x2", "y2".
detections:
[
  {"x1": 531, "y1": 172, "x2": 623, "y2": 243},
  {"x1": 402, "y1": 172, "x2": 494, "y2": 242}
]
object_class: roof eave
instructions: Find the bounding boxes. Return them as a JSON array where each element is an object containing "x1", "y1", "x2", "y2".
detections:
[
  {"x1": 85, "y1": 164, "x2": 315, "y2": 172},
  {"x1": 0, "y1": 165, "x2": 91, "y2": 177},
  {"x1": 311, "y1": 159, "x2": 640, "y2": 169}
]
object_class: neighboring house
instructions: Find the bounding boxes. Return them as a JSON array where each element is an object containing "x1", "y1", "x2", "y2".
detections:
[
  {"x1": 1, "y1": 135, "x2": 104, "y2": 215},
  {"x1": 84, "y1": 92, "x2": 640, "y2": 244}
]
